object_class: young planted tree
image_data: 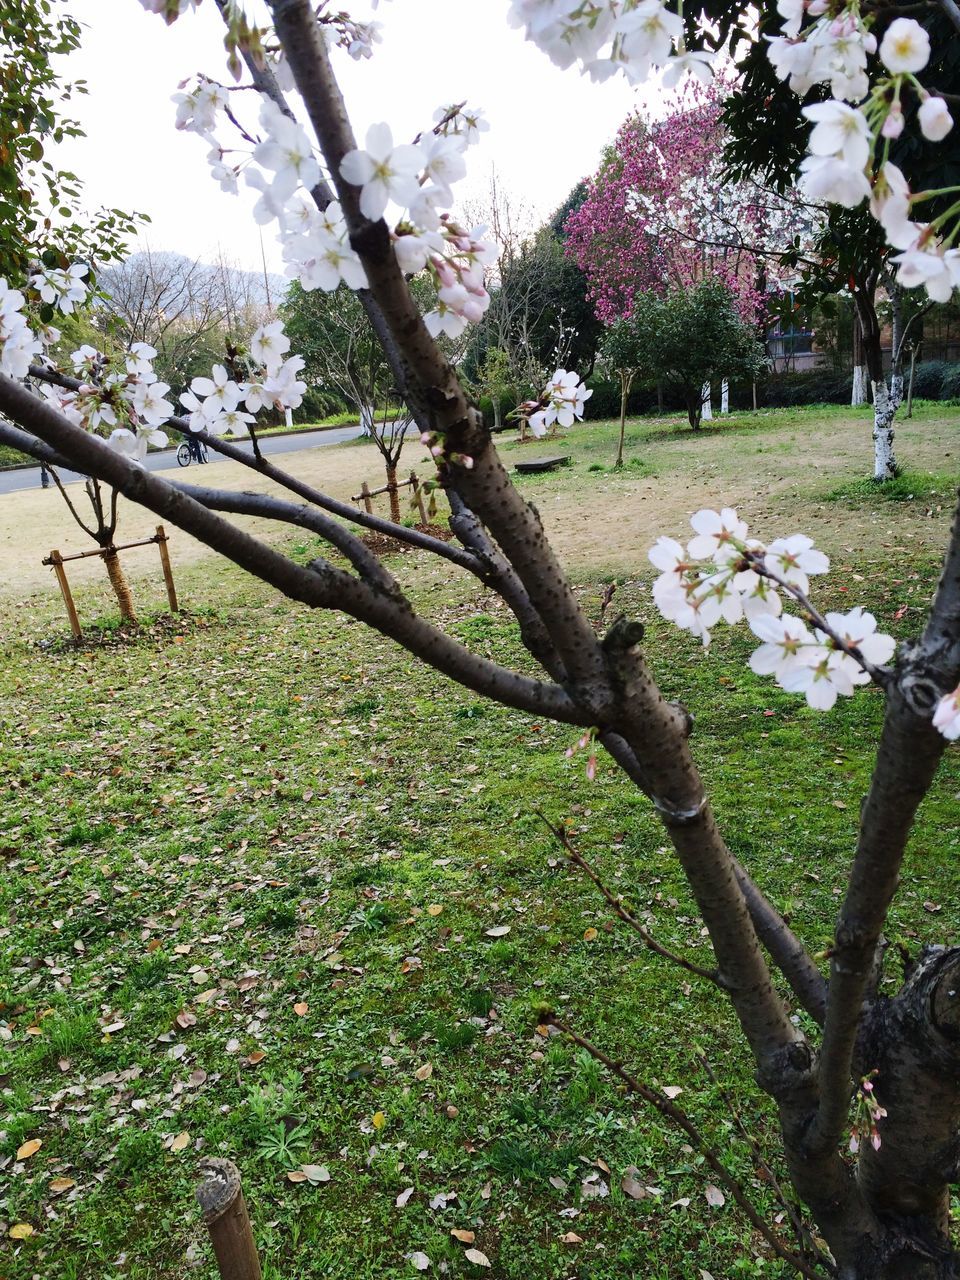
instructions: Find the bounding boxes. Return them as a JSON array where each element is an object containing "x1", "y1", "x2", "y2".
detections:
[
  {"x1": 625, "y1": 282, "x2": 768, "y2": 429},
  {"x1": 599, "y1": 314, "x2": 655, "y2": 466},
  {"x1": 4, "y1": 2, "x2": 960, "y2": 1275}
]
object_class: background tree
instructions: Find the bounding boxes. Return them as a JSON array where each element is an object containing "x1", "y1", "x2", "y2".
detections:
[
  {"x1": 711, "y1": 0, "x2": 960, "y2": 478},
  {"x1": 598, "y1": 313, "x2": 657, "y2": 466}
]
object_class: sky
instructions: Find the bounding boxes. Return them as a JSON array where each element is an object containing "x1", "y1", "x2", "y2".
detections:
[{"x1": 52, "y1": 0, "x2": 653, "y2": 278}]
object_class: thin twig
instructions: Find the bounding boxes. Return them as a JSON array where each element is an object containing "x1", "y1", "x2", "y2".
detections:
[
  {"x1": 537, "y1": 813, "x2": 726, "y2": 989},
  {"x1": 695, "y1": 1050, "x2": 826, "y2": 1268},
  {"x1": 49, "y1": 466, "x2": 98, "y2": 540},
  {"x1": 545, "y1": 1016, "x2": 831, "y2": 1280}
]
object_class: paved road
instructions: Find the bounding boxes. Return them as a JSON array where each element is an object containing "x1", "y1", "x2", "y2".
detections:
[{"x1": 0, "y1": 425, "x2": 368, "y2": 496}]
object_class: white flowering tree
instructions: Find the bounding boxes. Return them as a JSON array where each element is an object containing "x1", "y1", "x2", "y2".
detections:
[{"x1": 3, "y1": 1, "x2": 960, "y2": 1274}]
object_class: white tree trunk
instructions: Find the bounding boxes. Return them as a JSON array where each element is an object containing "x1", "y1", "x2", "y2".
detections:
[
  {"x1": 720, "y1": 378, "x2": 729, "y2": 415},
  {"x1": 360, "y1": 403, "x2": 375, "y2": 435},
  {"x1": 852, "y1": 366, "x2": 869, "y2": 406},
  {"x1": 701, "y1": 382, "x2": 712, "y2": 421},
  {"x1": 872, "y1": 380, "x2": 900, "y2": 481}
]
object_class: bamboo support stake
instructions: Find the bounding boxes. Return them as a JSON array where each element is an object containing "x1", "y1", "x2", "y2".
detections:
[
  {"x1": 47, "y1": 550, "x2": 82, "y2": 642},
  {"x1": 155, "y1": 525, "x2": 179, "y2": 613},
  {"x1": 360, "y1": 481, "x2": 373, "y2": 514},
  {"x1": 410, "y1": 471, "x2": 428, "y2": 525},
  {"x1": 197, "y1": 1159, "x2": 262, "y2": 1280}
]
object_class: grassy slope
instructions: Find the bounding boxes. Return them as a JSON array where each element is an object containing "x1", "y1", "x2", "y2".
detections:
[{"x1": 2, "y1": 405, "x2": 960, "y2": 1280}]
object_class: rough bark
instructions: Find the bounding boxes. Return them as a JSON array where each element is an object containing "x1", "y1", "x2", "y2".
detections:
[
  {"x1": 872, "y1": 380, "x2": 900, "y2": 481},
  {"x1": 101, "y1": 547, "x2": 137, "y2": 624},
  {"x1": 385, "y1": 464, "x2": 402, "y2": 523},
  {"x1": 852, "y1": 309, "x2": 869, "y2": 406}
]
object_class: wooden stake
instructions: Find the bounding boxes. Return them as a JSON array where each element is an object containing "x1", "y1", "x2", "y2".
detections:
[
  {"x1": 410, "y1": 471, "x2": 428, "y2": 525},
  {"x1": 155, "y1": 525, "x2": 179, "y2": 613},
  {"x1": 197, "y1": 1159, "x2": 262, "y2": 1280},
  {"x1": 48, "y1": 550, "x2": 82, "y2": 642},
  {"x1": 360, "y1": 481, "x2": 373, "y2": 514}
]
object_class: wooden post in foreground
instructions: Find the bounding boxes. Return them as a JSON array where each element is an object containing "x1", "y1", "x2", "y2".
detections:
[
  {"x1": 360, "y1": 481, "x2": 373, "y2": 514},
  {"x1": 155, "y1": 525, "x2": 179, "y2": 613},
  {"x1": 410, "y1": 471, "x2": 428, "y2": 526},
  {"x1": 197, "y1": 1159, "x2": 262, "y2": 1280},
  {"x1": 47, "y1": 550, "x2": 82, "y2": 642}
]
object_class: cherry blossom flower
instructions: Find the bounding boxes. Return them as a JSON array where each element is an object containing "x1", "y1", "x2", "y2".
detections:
[
  {"x1": 749, "y1": 613, "x2": 817, "y2": 680},
  {"x1": 250, "y1": 321, "x2": 290, "y2": 373},
  {"x1": 803, "y1": 101, "x2": 871, "y2": 170},
  {"x1": 780, "y1": 648, "x2": 857, "y2": 710},
  {"x1": 108, "y1": 424, "x2": 168, "y2": 464},
  {"x1": 339, "y1": 122, "x2": 422, "y2": 221},
  {"x1": 191, "y1": 364, "x2": 242, "y2": 413},
  {"x1": 219, "y1": 407, "x2": 257, "y2": 437},
  {"x1": 419, "y1": 133, "x2": 467, "y2": 202},
  {"x1": 817, "y1": 607, "x2": 896, "y2": 676},
  {"x1": 254, "y1": 100, "x2": 321, "y2": 203},
  {"x1": 878, "y1": 18, "x2": 930, "y2": 75},
  {"x1": 687, "y1": 507, "x2": 749, "y2": 563},
  {"x1": 130, "y1": 379, "x2": 174, "y2": 426},
  {"x1": 764, "y1": 534, "x2": 829, "y2": 593},
  {"x1": 933, "y1": 688, "x2": 960, "y2": 740},
  {"x1": 30, "y1": 263, "x2": 89, "y2": 314},
  {"x1": 891, "y1": 240, "x2": 960, "y2": 303},
  {"x1": 918, "y1": 97, "x2": 954, "y2": 143}
]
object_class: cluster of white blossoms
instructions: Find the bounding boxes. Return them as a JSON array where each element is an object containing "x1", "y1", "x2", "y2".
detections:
[
  {"x1": 41, "y1": 341, "x2": 174, "y2": 463},
  {"x1": 507, "y1": 0, "x2": 714, "y2": 86},
  {"x1": 29, "y1": 263, "x2": 90, "y2": 315},
  {"x1": 180, "y1": 320, "x2": 306, "y2": 437},
  {"x1": 171, "y1": 71, "x2": 497, "y2": 339},
  {"x1": 0, "y1": 280, "x2": 44, "y2": 380},
  {"x1": 515, "y1": 2, "x2": 958, "y2": 301},
  {"x1": 649, "y1": 508, "x2": 900, "y2": 711},
  {"x1": 526, "y1": 369, "x2": 594, "y2": 436}
]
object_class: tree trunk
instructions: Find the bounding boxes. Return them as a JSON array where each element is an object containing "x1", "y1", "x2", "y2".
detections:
[
  {"x1": 872, "y1": 380, "x2": 899, "y2": 481},
  {"x1": 720, "y1": 378, "x2": 729, "y2": 415},
  {"x1": 701, "y1": 382, "x2": 712, "y2": 422},
  {"x1": 102, "y1": 547, "x2": 138, "y2": 624},
  {"x1": 385, "y1": 465, "x2": 401, "y2": 523},
  {"x1": 615, "y1": 371, "x2": 633, "y2": 468},
  {"x1": 492, "y1": 395, "x2": 502, "y2": 431},
  {"x1": 360, "y1": 403, "x2": 375, "y2": 435},
  {"x1": 852, "y1": 310, "x2": 869, "y2": 406}
]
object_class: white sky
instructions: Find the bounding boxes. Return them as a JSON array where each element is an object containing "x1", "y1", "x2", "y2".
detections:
[{"x1": 52, "y1": 1, "x2": 653, "y2": 278}]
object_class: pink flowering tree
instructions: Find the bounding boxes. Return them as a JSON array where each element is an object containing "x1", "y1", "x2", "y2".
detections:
[
  {"x1": 3, "y1": 2, "x2": 960, "y2": 1275},
  {"x1": 563, "y1": 82, "x2": 802, "y2": 328}
]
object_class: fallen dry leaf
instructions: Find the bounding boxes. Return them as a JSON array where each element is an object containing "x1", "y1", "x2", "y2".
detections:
[
  {"x1": 621, "y1": 1167, "x2": 647, "y2": 1201},
  {"x1": 293, "y1": 1002, "x2": 309, "y2": 1017},
  {"x1": 705, "y1": 1184, "x2": 725, "y2": 1208},
  {"x1": 451, "y1": 1229, "x2": 476, "y2": 1244},
  {"x1": 663, "y1": 1085, "x2": 683, "y2": 1100},
  {"x1": 426, "y1": 904, "x2": 443, "y2": 916},
  {"x1": 247, "y1": 1050, "x2": 266, "y2": 1065},
  {"x1": 583, "y1": 927, "x2": 598, "y2": 941},
  {"x1": 169, "y1": 1132, "x2": 191, "y2": 1153},
  {"x1": 16, "y1": 1139, "x2": 42, "y2": 1161},
  {"x1": 414, "y1": 1062, "x2": 433, "y2": 1082},
  {"x1": 559, "y1": 1232, "x2": 583, "y2": 1244},
  {"x1": 484, "y1": 925, "x2": 510, "y2": 937},
  {"x1": 9, "y1": 1224, "x2": 34, "y2": 1240},
  {"x1": 301, "y1": 1164, "x2": 331, "y2": 1184},
  {"x1": 372, "y1": 1111, "x2": 387, "y2": 1130},
  {"x1": 286, "y1": 1170, "x2": 308, "y2": 1183},
  {"x1": 407, "y1": 1251, "x2": 430, "y2": 1271},
  {"x1": 464, "y1": 1248, "x2": 491, "y2": 1267},
  {"x1": 49, "y1": 1177, "x2": 76, "y2": 1195},
  {"x1": 396, "y1": 1186, "x2": 415, "y2": 1208}
]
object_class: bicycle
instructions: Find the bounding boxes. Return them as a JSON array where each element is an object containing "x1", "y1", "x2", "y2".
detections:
[{"x1": 176, "y1": 439, "x2": 209, "y2": 467}]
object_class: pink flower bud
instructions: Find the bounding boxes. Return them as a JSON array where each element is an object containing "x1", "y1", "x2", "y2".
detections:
[
  {"x1": 918, "y1": 96, "x2": 953, "y2": 142},
  {"x1": 585, "y1": 755, "x2": 597, "y2": 782},
  {"x1": 881, "y1": 106, "x2": 904, "y2": 139}
]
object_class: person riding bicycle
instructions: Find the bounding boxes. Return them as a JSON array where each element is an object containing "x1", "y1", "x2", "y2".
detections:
[{"x1": 187, "y1": 432, "x2": 206, "y2": 464}]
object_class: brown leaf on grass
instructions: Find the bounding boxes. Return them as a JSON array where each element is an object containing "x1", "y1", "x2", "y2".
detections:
[
  {"x1": 49, "y1": 1177, "x2": 76, "y2": 1195},
  {"x1": 413, "y1": 1062, "x2": 433, "y2": 1081},
  {"x1": 662, "y1": 1085, "x2": 683, "y2": 1100},
  {"x1": 16, "y1": 1139, "x2": 41, "y2": 1161},
  {"x1": 583, "y1": 927, "x2": 598, "y2": 941},
  {"x1": 407, "y1": 1252, "x2": 430, "y2": 1271},
  {"x1": 484, "y1": 925, "x2": 510, "y2": 937},
  {"x1": 247, "y1": 1050, "x2": 266, "y2": 1065},
  {"x1": 169, "y1": 1132, "x2": 191, "y2": 1153},
  {"x1": 451, "y1": 1229, "x2": 476, "y2": 1243},
  {"x1": 175, "y1": 1011, "x2": 197, "y2": 1030},
  {"x1": 293, "y1": 1002, "x2": 309, "y2": 1016},
  {"x1": 621, "y1": 1167, "x2": 647, "y2": 1200},
  {"x1": 426, "y1": 904, "x2": 444, "y2": 916},
  {"x1": 559, "y1": 1232, "x2": 583, "y2": 1244},
  {"x1": 9, "y1": 1224, "x2": 34, "y2": 1239},
  {"x1": 286, "y1": 1170, "x2": 307, "y2": 1183}
]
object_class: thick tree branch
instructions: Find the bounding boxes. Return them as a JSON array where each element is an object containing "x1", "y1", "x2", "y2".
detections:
[
  {"x1": 810, "y1": 489, "x2": 960, "y2": 1156},
  {"x1": 0, "y1": 374, "x2": 589, "y2": 725}
]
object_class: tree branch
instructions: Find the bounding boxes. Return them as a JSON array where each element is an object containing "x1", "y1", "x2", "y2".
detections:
[
  {"x1": 809, "y1": 488, "x2": 960, "y2": 1155},
  {"x1": 544, "y1": 1016, "x2": 829, "y2": 1280}
]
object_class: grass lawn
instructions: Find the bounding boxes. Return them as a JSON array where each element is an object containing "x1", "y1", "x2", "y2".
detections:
[{"x1": 2, "y1": 403, "x2": 960, "y2": 1280}]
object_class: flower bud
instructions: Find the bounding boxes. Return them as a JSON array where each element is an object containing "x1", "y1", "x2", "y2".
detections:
[{"x1": 918, "y1": 96, "x2": 954, "y2": 142}]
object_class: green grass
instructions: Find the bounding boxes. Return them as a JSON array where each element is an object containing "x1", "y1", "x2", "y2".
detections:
[
  {"x1": 826, "y1": 469, "x2": 958, "y2": 506},
  {"x1": 2, "y1": 405, "x2": 960, "y2": 1279}
]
